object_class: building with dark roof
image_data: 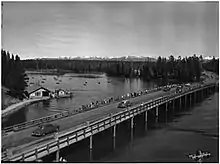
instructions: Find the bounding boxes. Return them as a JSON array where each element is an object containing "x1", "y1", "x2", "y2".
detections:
[{"x1": 26, "y1": 85, "x2": 52, "y2": 99}]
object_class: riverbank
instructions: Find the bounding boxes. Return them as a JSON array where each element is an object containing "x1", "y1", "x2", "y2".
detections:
[{"x1": 2, "y1": 97, "x2": 50, "y2": 118}]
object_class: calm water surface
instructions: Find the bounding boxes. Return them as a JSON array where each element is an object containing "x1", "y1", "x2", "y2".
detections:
[
  {"x1": 101, "y1": 92, "x2": 219, "y2": 163},
  {"x1": 3, "y1": 73, "x2": 156, "y2": 127}
]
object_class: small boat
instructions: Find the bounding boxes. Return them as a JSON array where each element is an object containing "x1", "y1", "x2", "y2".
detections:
[
  {"x1": 56, "y1": 82, "x2": 60, "y2": 84},
  {"x1": 41, "y1": 81, "x2": 45, "y2": 83},
  {"x1": 98, "y1": 82, "x2": 100, "y2": 84},
  {"x1": 55, "y1": 90, "x2": 73, "y2": 99},
  {"x1": 83, "y1": 83, "x2": 87, "y2": 86}
]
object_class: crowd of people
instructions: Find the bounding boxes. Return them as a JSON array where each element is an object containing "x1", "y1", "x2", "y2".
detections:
[{"x1": 71, "y1": 84, "x2": 176, "y2": 114}]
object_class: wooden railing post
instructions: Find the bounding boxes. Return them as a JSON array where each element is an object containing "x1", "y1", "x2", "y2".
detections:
[
  {"x1": 67, "y1": 136, "x2": 70, "y2": 146},
  {"x1": 47, "y1": 144, "x2": 49, "y2": 153},
  {"x1": 22, "y1": 153, "x2": 25, "y2": 162},
  {"x1": 35, "y1": 149, "x2": 38, "y2": 160}
]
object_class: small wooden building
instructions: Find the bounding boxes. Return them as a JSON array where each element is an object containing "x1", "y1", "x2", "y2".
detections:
[
  {"x1": 26, "y1": 86, "x2": 51, "y2": 99},
  {"x1": 55, "y1": 89, "x2": 66, "y2": 97}
]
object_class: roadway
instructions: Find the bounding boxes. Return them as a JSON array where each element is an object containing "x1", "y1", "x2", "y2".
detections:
[{"x1": 2, "y1": 75, "x2": 217, "y2": 158}]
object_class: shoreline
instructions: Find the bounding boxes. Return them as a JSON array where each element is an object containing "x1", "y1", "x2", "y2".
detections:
[{"x1": 2, "y1": 97, "x2": 50, "y2": 119}]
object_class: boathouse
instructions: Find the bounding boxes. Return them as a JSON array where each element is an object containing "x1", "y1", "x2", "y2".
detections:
[{"x1": 26, "y1": 86, "x2": 51, "y2": 99}]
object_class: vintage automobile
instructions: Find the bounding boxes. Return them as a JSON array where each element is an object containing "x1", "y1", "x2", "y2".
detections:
[
  {"x1": 32, "y1": 124, "x2": 59, "y2": 137},
  {"x1": 117, "y1": 100, "x2": 132, "y2": 108},
  {"x1": 163, "y1": 86, "x2": 171, "y2": 92},
  {"x1": 176, "y1": 86, "x2": 183, "y2": 93}
]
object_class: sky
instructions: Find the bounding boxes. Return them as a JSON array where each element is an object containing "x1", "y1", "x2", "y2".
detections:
[{"x1": 2, "y1": 2, "x2": 219, "y2": 59}]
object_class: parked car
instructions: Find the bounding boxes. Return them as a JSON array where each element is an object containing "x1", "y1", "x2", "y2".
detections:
[
  {"x1": 32, "y1": 124, "x2": 59, "y2": 137},
  {"x1": 117, "y1": 100, "x2": 132, "y2": 108},
  {"x1": 185, "y1": 83, "x2": 191, "y2": 87}
]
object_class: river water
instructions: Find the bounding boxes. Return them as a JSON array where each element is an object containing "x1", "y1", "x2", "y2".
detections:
[
  {"x1": 3, "y1": 72, "x2": 156, "y2": 127},
  {"x1": 101, "y1": 92, "x2": 219, "y2": 163}
]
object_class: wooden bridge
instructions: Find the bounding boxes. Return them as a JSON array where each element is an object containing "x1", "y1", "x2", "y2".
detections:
[{"x1": 2, "y1": 82, "x2": 217, "y2": 162}]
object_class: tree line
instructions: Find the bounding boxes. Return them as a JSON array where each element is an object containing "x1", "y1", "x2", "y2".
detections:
[
  {"x1": 22, "y1": 54, "x2": 211, "y2": 84},
  {"x1": 2, "y1": 49, "x2": 28, "y2": 99},
  {"x1": 202, "y1": 57, "x2": 219, "y2": 75},
  {"x1": 2, "y1": 49, "x2": 218, "y2": 99}
]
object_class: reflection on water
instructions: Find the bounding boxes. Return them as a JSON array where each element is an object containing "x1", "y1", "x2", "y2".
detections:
[{"x1": 3, "y1": 73, "x2": 156, "y2": 127}]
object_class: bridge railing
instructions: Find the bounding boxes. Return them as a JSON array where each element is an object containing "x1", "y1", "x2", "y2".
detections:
[
  {"x1": 2, "y1": 85, "x2": 170, "y2": 135},
  {"x1": 6, "y1": 94, "x2": 170, "y2": 162},
  {"x1": 4, "y1": 83, "x2": 216, "y2": 162}
]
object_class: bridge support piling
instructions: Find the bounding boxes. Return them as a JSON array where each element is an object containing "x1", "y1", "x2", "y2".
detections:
[
  {"x1": 131, "y1": 117, "x2": 134, "y2": 129},
  {"x1": 165, "y1": 102, "x2": 168, "y2": 123},
  {"x1": 145, "y1": 111, "x2": 148, "y2": 123},
  {"x1": 35, "y1": 149, "x2": 38, "y2": 161},
  {"x1": 155, "y1": 106, "x2": 159, "y2": 122},
  {"x1": 185, "y1": 95, "x2": 187, "y2": 108},
  {"x1": 194, "y1": 92, "x2": 196, "y2": 104},
  {"x1": 89, "y1": 135, "x2": 93, "y2": 150},
  {"x1": 113, "y1": 136, "x2": 116, "y2": 150},
  {"x1": 145, "y1": 111, "x2": 148, "y2": 130},
  {"x1": 130, "y1": 117, "x2": 134, "y2": 141},
  {"x1": 89, "y1": 135, "x2": 93, "y2": 161},
  {"x1": 171, "y1": 99, "x2": 175, "y2": 114},
  {"x1": 201, "y1": 90, "x2": 203, "y2": 100},
  {"x1": 179, "y1": 98, "x2": 182, "y2": 109},
  {"x1": 113, "y1": 125, "x2": 116, "y2": 138},
  {"x1": 189, "y1": 94, "x2": 192, "y2": 106}
]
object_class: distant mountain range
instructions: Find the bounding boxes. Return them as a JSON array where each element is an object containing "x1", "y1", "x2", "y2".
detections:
[
  {"x1": 33, "y1": 55, "x2": 218, "y2": 62},
  {"x1": 36, "y1": 55, "x2": 157, "y2": 62}
]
